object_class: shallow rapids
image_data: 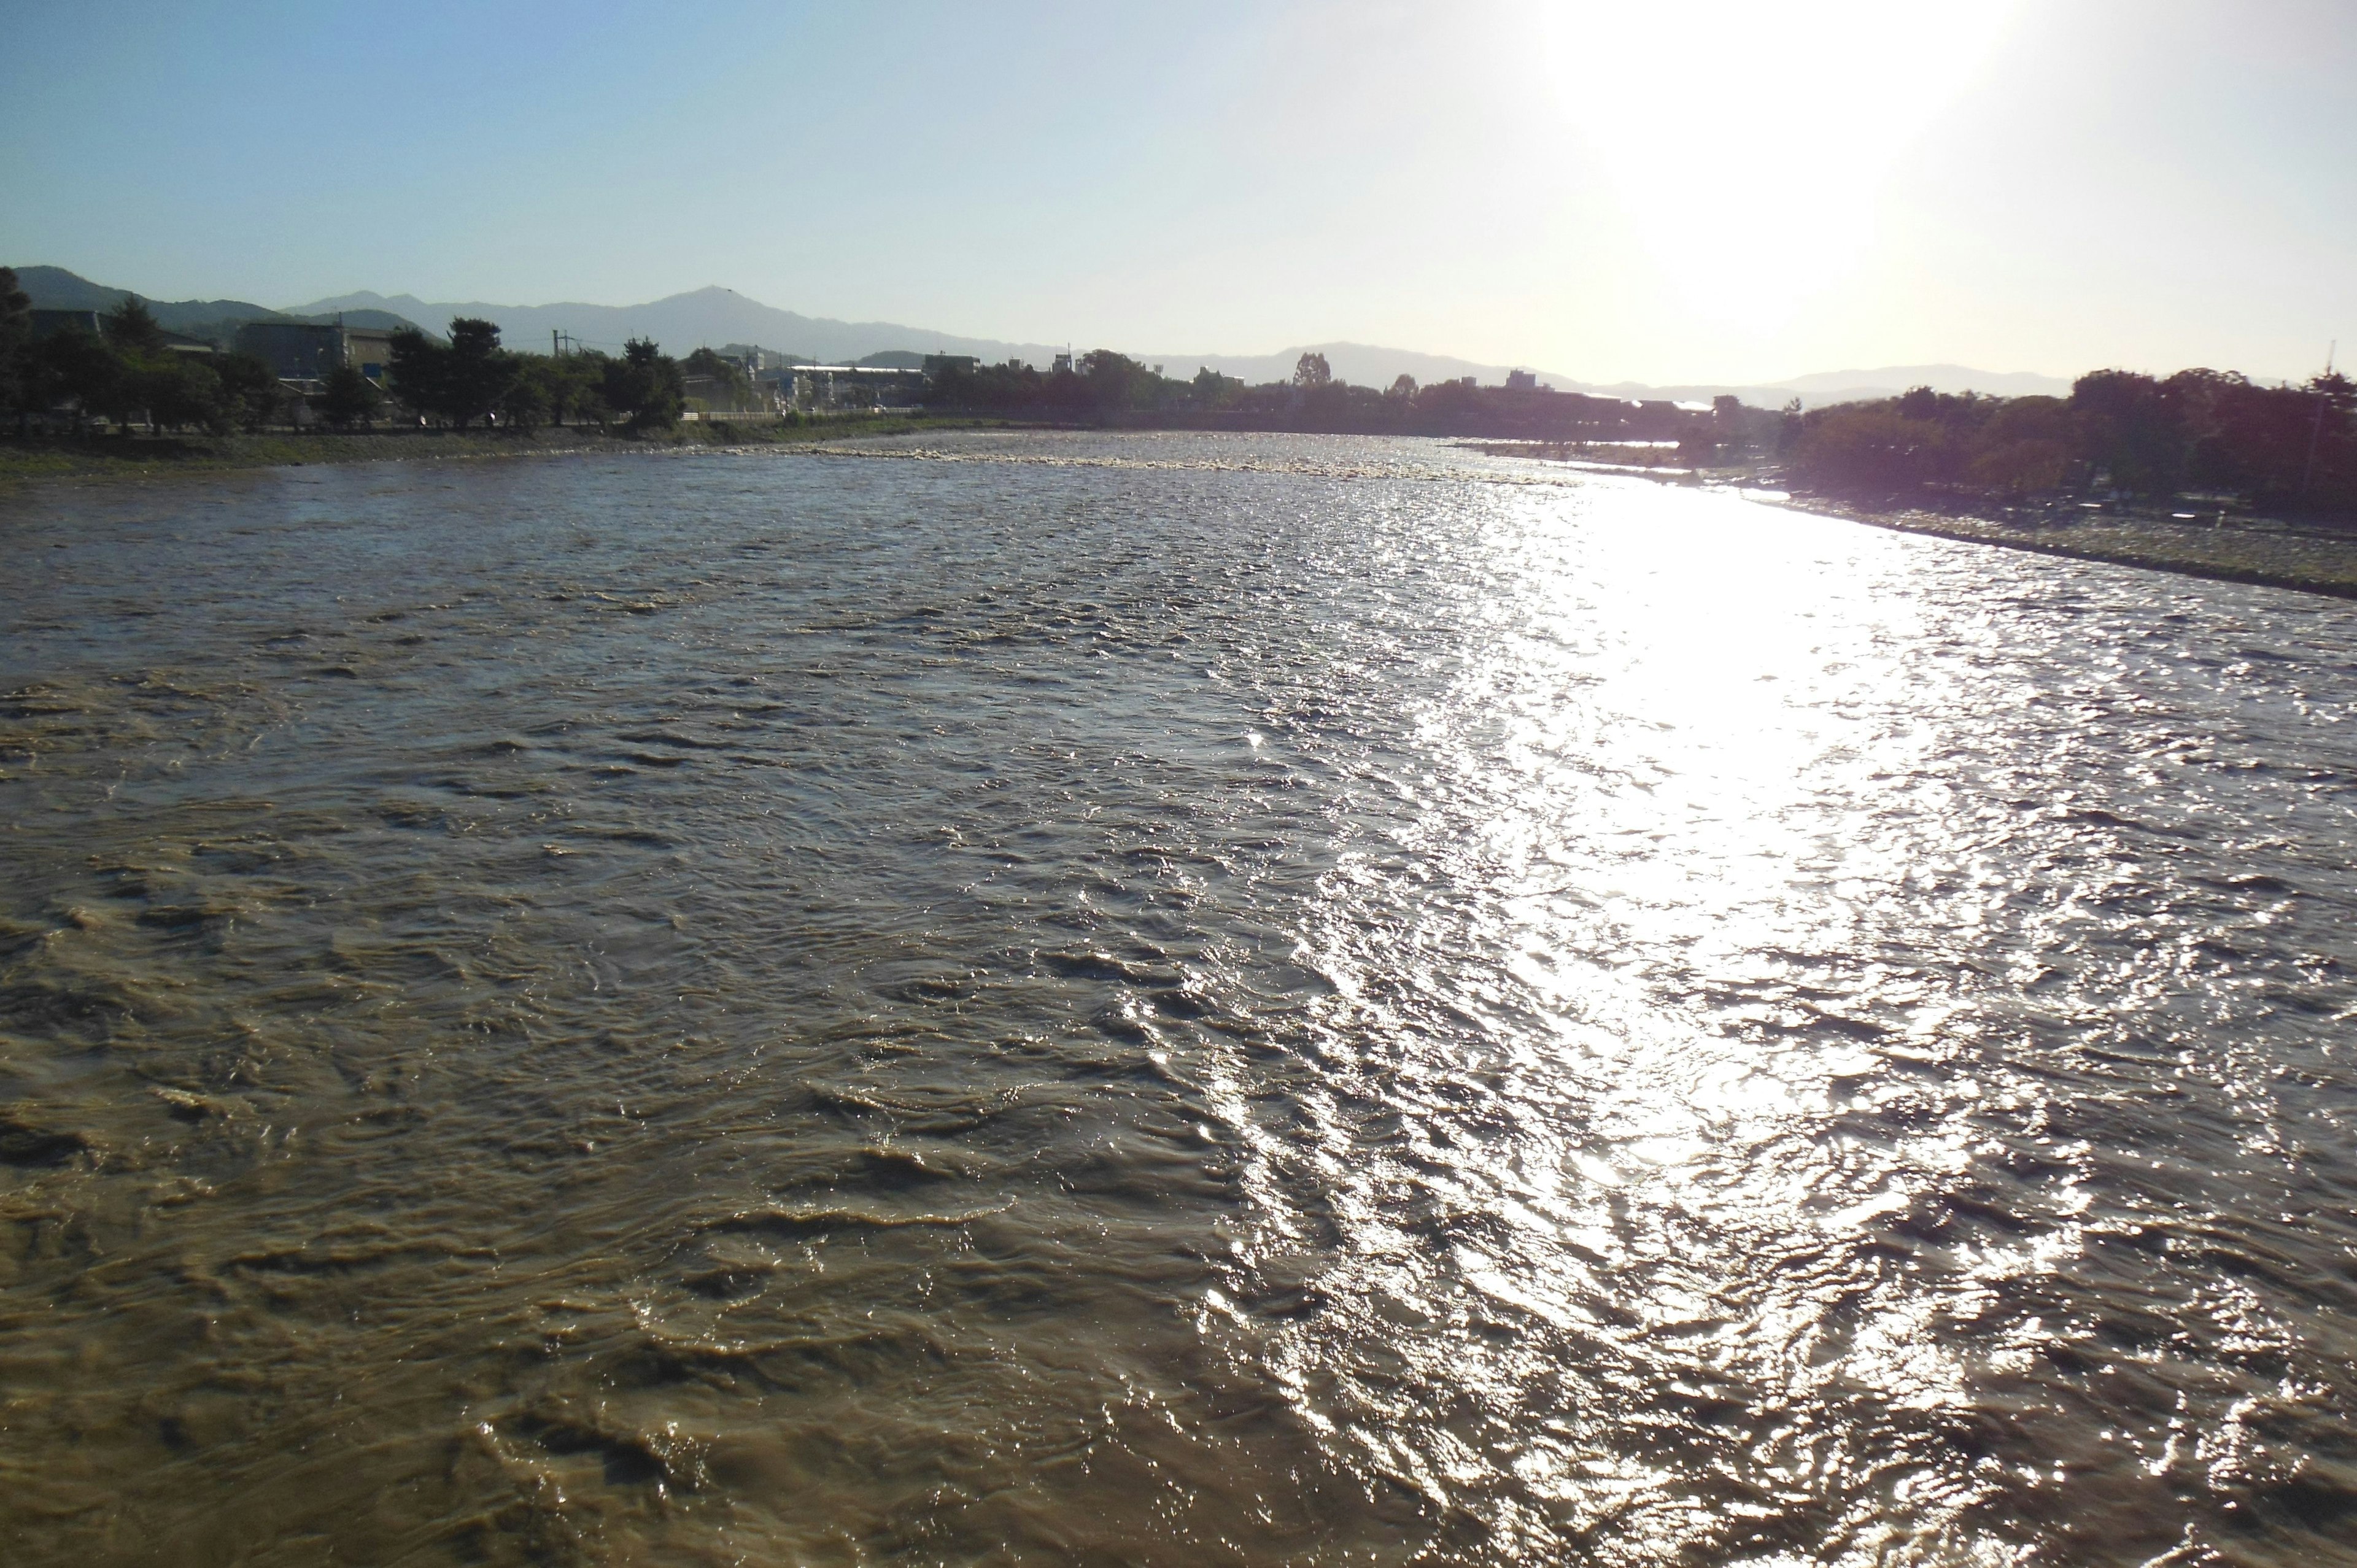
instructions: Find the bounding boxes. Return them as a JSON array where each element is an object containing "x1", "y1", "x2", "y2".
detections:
[{"x1": 4, "y1": 431, "x2": 2356, "y2": 1566}]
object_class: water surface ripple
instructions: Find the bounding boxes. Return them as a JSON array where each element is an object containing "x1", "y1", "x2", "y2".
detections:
[{"x1": 3, "y1": 433, "x2": 2356, "y2": 1566}]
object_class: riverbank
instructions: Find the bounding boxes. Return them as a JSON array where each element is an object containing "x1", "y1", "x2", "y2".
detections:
[
  {"x1": 1775, "y1": 494, "x2": 2357, "y2": 601},
  {"x1": 1467, "y1": 443, "x2": 2357, "y2": 602},
  {"x1": 0, "y1": 415, "x2": 1018, "y2": 486}
]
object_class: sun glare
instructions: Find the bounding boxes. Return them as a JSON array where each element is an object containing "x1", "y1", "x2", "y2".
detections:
[{"x1": 1533, "y1": 0, "x2": 2023, "y2": 330}]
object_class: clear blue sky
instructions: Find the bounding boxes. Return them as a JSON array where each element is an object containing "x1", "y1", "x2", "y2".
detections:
[{"x1": 3, "y1": 0, "x2": 2351, "y2": 383}]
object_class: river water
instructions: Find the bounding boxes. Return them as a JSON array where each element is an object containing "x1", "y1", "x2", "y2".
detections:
[{"x1": 3, "y1": 431, "x2": 2355, "y2": 1567}]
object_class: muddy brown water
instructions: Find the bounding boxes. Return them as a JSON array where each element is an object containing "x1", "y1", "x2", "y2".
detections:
[{"x1": 4, "y1": 431, "x2": 2356, "y2": 1566}]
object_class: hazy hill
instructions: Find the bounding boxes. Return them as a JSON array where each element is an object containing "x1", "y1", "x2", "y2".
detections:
[
  {"x1": 287, "y1": 285, "x2": 1068, "y2": 368},
  {"x1": 14, "y1": 266, "x2": 427, "y2": 341},
  {"x1": 285, "y1": 290, "x2": 1603, "y2": 392},
  {"x1": 15, "y1": 264, "x2": 287, "y2": 338}
]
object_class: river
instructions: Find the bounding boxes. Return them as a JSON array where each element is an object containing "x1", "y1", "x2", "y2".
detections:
[{"x1": 4, "y1": 431, "x2": 2355, "y2": 1566}]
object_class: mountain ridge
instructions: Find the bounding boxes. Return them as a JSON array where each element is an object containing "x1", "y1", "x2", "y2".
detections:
[{"x1": 286, "y1": 285, "x2": 1070, "y2": 369}]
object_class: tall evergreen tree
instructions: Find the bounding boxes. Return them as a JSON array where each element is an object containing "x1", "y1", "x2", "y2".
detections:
[
  {"x1": 443, "y1": 318, "x2": 517, "y2": 430},
  {"x1": 101, "y1": 295, "x2": 166, "y2": 357},
  {"x1": 0, "y1": 267, "x2": 31, "y2": 431},
  {"x1": 602, "y1": 338, "x2": 683, "y2": 430}
]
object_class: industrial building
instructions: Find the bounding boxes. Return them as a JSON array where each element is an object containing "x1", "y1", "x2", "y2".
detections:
[{"x1": 232, "y1": 321, "x2": 398, "y2": 384}]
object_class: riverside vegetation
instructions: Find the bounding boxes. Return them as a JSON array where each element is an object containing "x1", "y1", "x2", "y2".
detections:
[{"x1": 0, "y1": 269, "x2": 966, "y2": 479}]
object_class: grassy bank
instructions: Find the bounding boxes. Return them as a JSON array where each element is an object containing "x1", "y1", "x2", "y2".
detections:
[{"x1": 0, "y1": 415, "x2": 1013, "y2": 486}]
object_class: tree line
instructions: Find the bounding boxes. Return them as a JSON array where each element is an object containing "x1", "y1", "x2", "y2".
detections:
[
  {"x1": 0, "y1": 271, "x2": 285, "y2": 434},
  {"x1": 0, "y1": 271, "x2": 703, "y2": 437},
  {"x1": 923, "y1": 349, "x2": 1701, "y2": 441},
  {"x1": 932, "y1": 345, "x2": 2357, "y2": 518},
  {"x1": 1791, "y1": 369, "x2": 2357, "y2": 516},
  {"x1": 379, "y1": 322, "x2": 694, "y2": 433}
]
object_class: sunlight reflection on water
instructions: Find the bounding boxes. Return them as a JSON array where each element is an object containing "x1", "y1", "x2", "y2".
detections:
[{"x1": 2, "y1": 434, "x2": 2355, "y2": 1566}]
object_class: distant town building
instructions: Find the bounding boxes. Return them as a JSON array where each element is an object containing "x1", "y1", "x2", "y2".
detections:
[
  {"x1": 722, "y1": 344, "x2": 802, "y2": 373},
  {"x1": 783, "y1": 365, "x2": 929, "y2": 411},
  {"x1": 922, "y1": 354, "x2": 978, "y2": 377},
  {"x1": 1506, "y1": 369, "x2": 1538, "y2": 391},
  {"x1": 1051, "y1": 352, "x2": 1073, "y2": 374},
  {"x1": 232, "y1": 322, "x2": 397, "y2": 383}
]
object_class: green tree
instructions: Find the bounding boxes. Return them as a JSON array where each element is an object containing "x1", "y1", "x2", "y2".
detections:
[
  {"x1": 571, "y1": 377, "x2": 618, "y2": 430},
  {"x1": 32, "y1": 329, "x2": 112, "y2": 432},
  {"x1": 602, "y1": 338, "x2": 683, "y2": 430},
  {"x1": 102, "y1": 295, "x2": 167, "y2": 357},
  {"x1": 387, "y1": 327, "x2": 449, "y2": 423},
  {"x1": 33, "y1": 328, "x2": 129, "y2": 432},
  {"x1": 443, "y1": 317, "x2": 517, "y2": 430},
  {"x1": 1190, "y1": 365, "x2": 1242, "y2": 410},
  {"x1": 214, "y1": 351, "x2": 283, "y2": 432},
  {"x1": 562, "y1": 352, "x2": 616, "y2": 428},
  {"x1": 1293, "y1": 351, "x2": 1332, "y2": 388},
  {"x1": 1961, "y1": 395, "x2": 2079, "y2": 496},
  {"x1": 139, "y1": 355, "x2": 227, "y2": 433},
  {"x1": 2071, "y1": 369, "x2": 2185, "y2": 496},
  {"x1": 1387, "y1": 374, "x2": 1417, "y2": 400},
  {"x1": 1076, "y1": 349, "x2": 1163, "y2": 416},
  {"x1": 320, "y1": 364, "x2": 382, "y2": 430},
  {"x1": 513, "y1": 353, "x2": 598, "y2": 427},
  {"x1": 1792, "y1": 406, "x2": 1959, "y2": 495},
  {"x1": 496, "y1": 373, "x2": 548, "y2": 435}
]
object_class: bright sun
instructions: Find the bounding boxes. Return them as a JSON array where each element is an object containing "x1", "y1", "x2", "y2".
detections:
[{"x1": 1530, "y1": 0, "x2": 2023, "y2": 330}]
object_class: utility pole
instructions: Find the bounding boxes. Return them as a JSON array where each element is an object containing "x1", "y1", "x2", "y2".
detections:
[{"x1": 2303, "y1": 340, "x2": 2338, "y2": 500}]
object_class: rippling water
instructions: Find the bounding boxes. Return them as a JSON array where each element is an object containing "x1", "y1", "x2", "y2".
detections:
[{"x1": 4, "y1": 432, "x2": 2356, "y2": 1567}]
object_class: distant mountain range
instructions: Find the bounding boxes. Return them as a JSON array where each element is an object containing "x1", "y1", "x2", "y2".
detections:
[
  {"x1": 15, "y1": 265, "x2": 2072, "y2": 407},
  {"x1": 12, "y1": 265, "x2": 420, "y2": 341}
]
